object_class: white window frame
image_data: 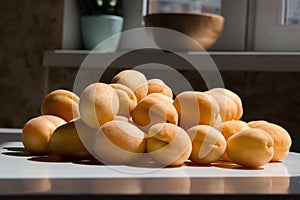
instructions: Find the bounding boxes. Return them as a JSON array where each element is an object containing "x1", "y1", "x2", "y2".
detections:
[{"x1": 252, "y1": 0, "x2": 300, "y2": 51}]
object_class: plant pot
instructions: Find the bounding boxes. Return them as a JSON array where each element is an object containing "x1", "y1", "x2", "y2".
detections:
[{"x1": 80, "y1": 15, "x2": 123, "y2": 52}]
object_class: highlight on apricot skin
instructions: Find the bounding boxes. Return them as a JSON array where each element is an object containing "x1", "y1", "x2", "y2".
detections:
[
  {"x1": 110, "y1": 83, "x2": 137, "y2": 118},
  {"x1": 173, "y1": 91, "x2": 219, "y2": 130},
  {"x1": 227, "y1": 128, "x2": 274, "y2": 168},
  {"x1": 22, "y1": 115, "x2": 66, "y2": 155},
  {"x1": 147, "y1": 79, "x2": 173, "y2": 99},
  {"x1": 205, "y1": 89, "x2": 237, "y2": 122},
  {"x1": 209, "y1": 88, "x2": 243, "y2": 120},
  {"x1": 211, "y1": 114, "x2": 222, "y2": 131},
  {"x1": 111, "y1": 70, "x2": 148, "y2": 102},
  {"x1": 79, "y1": 82, "x2": 119, "y2": 129},
  {"x1": 187, "y1": 125, "x2": 226, "y2": 164},
  {"x1": 41, "y1": 89, "x2": 80, "y2": 122}
]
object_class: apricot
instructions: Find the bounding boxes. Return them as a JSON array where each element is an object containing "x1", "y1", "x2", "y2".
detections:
[
  {"x1": 22, "y1": 115, "x2": 66, "y2": 154},
  {"x1": 220, "y1": 120, "x2": 250, "y2": 140},
  {"x1": 187, "y1": 125, "x2": 226, "y2": 164},
  {"x1": 173, "y1": 91, "x2": 219, "y2": 130},
  {"x1": 93, "y1": 120, "x2": 145, "y2": 164},
  {"x1": 206, "y1": 89, "x2": 237, "y2": 121},
  {"x1": 41, "y1": 89, "x2": 80, "y2": 122},
  {"x1": 111, "y1": 70, "x2": 148, "y2": 102},
  {"x1": 227, "y1": 128, "x2": 274, "y2": 168},
  {"x1": 147, "y1": 78, "x2": 173, "y2": 99},
  {"x1": 79, "y1": 82, "x2": 119, "y2": 129},
  {"x1": 248, "y1": 120, "x2": 292, "y2": 161},
  {"x1": 220, "y1": 120, "x2": 250, "y2": 161},
  {"x1": 211, "y1": 114, "x2": 222, "y2": 131},
  {"x1": 50, "y1": 118, "x2": 96, "y2": 160},
  {"x1": 209, "y1": 88, "x2": 243, "y2": 120},
  {"x1": 110, "y1": 83, "x2": 137, "y2": 118},
  {"x1": 146, "y1": 123, "x2": 192, "y2": 167},
  {"x1": 114, "y1": 115, "x2": 130, "y2": 122},
  {"x1": 131, "y1": 93, "x2": 178, "y2": 132}
]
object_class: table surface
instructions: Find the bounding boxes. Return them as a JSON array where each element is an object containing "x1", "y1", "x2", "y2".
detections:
[{"x1": 0, "y1": 128, "x2": 300, "y2": 197}]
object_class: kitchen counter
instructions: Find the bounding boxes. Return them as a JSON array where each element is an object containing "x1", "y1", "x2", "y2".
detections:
[{"x1": 0, "y1": 128, "x2": 299, "y2": 199}]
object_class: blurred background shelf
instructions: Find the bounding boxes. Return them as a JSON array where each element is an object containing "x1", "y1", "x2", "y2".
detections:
[{"x1": 43, "y1": 50, "x2": 300, "y2": 72}]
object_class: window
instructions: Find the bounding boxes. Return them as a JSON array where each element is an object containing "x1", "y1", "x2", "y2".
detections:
[
  {"x1": 148, "y1": 0, "x2": 221, "y2": 15},
  {"x1": 62, "y1": 0, "x2": 300, "y2": 51},
  {"x1": 285, "y1": 0, "x2": 300, "y2": 24},
  {"x1": 253, "y1": 0, "x2": 300, "y2": 51},
  {"x1": 146, "y1": 0, "x2": 300, "y2": 51}
]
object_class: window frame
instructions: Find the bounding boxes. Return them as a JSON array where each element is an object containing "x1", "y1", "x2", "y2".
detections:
[{"x1": 252, "y1": 0, "x2": 300, "y2": 51}]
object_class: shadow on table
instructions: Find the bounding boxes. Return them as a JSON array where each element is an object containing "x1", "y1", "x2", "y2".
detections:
[{"x1": 1, "y1": 146, "x2": 268, "y2": 170}]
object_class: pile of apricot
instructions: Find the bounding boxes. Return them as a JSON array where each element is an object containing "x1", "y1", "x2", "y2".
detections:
[{"x1": 22, "y1": 70, "x2": 292, "y2": 168}]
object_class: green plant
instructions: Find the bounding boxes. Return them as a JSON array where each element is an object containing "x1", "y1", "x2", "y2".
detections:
[{"x1": 77, "y1": 0, "x2": 122, "y2": 16}]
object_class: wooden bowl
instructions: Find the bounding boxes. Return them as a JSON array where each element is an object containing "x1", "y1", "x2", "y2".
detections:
[{"x1": 144, "y1": 13, "x2": 224, "y2": 50}]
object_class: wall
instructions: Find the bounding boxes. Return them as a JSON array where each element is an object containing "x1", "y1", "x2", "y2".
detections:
[{"x1": 0, "y1": 0, "x2": 64, "y2": 127}]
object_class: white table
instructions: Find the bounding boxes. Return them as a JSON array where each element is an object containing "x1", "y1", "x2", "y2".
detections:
[{"x1": 0, "y1": 129, "x2": 299, "y2": 198}]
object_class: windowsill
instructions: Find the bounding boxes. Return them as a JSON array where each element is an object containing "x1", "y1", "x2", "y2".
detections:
[{"x1": 43, "y1": 50, "x2": 300, "y2": 72}]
